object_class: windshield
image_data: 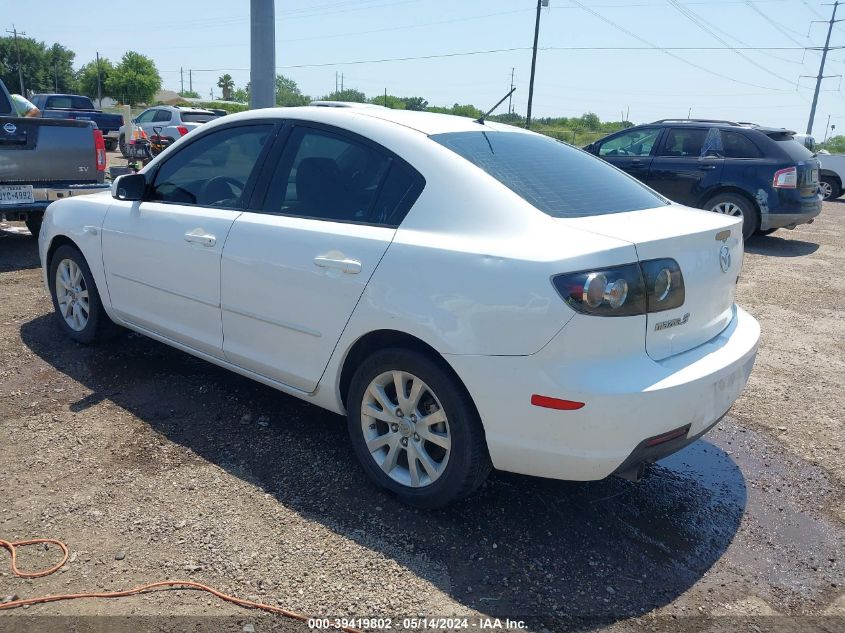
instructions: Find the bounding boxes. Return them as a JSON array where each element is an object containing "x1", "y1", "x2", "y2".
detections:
[
  {"x1": 431, "y1": 131, "x2": 667, "y2": 218},
  {"x1": 180, "y1": 112, "x2": 216, "y2": 123}
]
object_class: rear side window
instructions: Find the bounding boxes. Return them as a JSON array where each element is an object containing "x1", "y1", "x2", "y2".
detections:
[
  {"x1": 773, "y1": 137, "x2": 815, "y2": 161},
  {"x1": 262, "y1": 126, "x2": 396, "y2": 224},
  {"x1": 149, "y1": 124, "x2": 273, "y2": 207},
  {"x1": 431, "y1": 131, "x2": 667, "y2": 218},
  {"x1": 722, "y1": 131, "x2": 762, "y2": 158}
]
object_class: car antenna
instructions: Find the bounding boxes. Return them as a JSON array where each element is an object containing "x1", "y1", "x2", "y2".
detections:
[{"x1": 475, "y1": 87, "x2": 516, "y2": 125}]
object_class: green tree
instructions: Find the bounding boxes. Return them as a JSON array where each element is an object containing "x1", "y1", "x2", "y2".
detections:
[
  {"x1": 46, "y1": 43, "x2": 77, "y2": 93},
  {"x1": 77, "y1": 57, "x2": 113, "y2": 103},
  {"x1": 105, "y1": 51, "x2": 161, "y2": 105},
  {"x1": 400, "y1": 96, "x2": 428, "y2": 111},
  {"x1": 369, "y1": 93, "x2": 406, "y2": 109},
  {"x1": 275, "y1": 74, "x2": 308, "y2": 106},
  {"x1": 217, "y1": 73, "x2": 234, "y2": 101},
  {"x1": 0, "y1": 35, "x2": 52, "y2": 94},
  {"x1": 232, "y1": 84, "x2": 249, "y2": 103},
  {"x1": 323, "y1": 88, "x2": 367, "y2": 103},
  {"x1": 179, "y1": 90, "x2": 200, "y2": 98}
]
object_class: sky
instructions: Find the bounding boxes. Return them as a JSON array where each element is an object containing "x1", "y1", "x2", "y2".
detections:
[{"x1": 14, "y1": 0, "x2": 845, "y2": 136}]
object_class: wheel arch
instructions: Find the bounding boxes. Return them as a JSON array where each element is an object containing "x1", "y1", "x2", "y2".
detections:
[
  {"x1": 820, "y1": 169, "x2": 842, "y2": 187},
  {"x1": 337, "y1": 329, "x2": 480, "y2": 419},
  {"x1": 46, "y1": 234, "x2": 81, "y2": 275},
  {"x1": 699, "y1": 186, "x2": 760, "y2": 213}
]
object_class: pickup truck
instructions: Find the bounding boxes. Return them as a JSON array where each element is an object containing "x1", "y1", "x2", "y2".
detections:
[
  {"x1": 30, "y1": 93, "x2": 124, "y2": 151},
  {"x1": 817, "y1": 152, "x2": 845, "y2": 200},
  {"x1": 0, "y1": 80, "x2": 110, "y2": 237}
]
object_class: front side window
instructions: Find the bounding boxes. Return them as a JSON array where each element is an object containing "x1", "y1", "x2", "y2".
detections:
[
  {"x1": 148, "y1": 124, "x2": 273, "y2": 207},
  {"x1": 598, "y1": 128, "x2": 660, "y2": 157},
  {"x1": 432, "y1": 131, "x2": 667, "y2": 218},
  {"x1": 659, "y1": 128, "x2": 710, "y2": 158},
  {"x1": 135, "y1": 110, "x2": 156, "y2": 123},
  {"x1": 263, "y1": 126, "x2": 393, "y2": 223}
]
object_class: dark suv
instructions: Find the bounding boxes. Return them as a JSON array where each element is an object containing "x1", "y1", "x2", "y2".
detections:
[{"x1": 585, "y1": 119, "x2": 822, "y2": 240}]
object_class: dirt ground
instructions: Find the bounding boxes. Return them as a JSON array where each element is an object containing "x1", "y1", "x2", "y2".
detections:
[{"x1": 0, "y1": 186, "x2": 843, "y2": 632}]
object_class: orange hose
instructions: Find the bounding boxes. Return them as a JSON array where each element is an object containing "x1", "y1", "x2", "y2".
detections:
[{"x1": 1, "y1": 538, "x2": 362, "y2": 633}]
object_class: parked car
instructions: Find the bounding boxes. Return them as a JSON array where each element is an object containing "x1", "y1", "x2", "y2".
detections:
[
  {"x1": 30, "y1": 93, "x2": 124, "y2": 151},
  {"x1": 118, "y1": 106, "x2": 219, "y2": 157},
  {"x1": 815, "y1": 153, "x2": 845, "y2": 200},
  {"x1": 39, "y1": 106, "x2": 760, "y2": 507},
  {"x1": 585, "y1": 119, "x2": 822, "y2": 239},
  {"x1": 0, "y1": 80, "x2": 109, "y2": 237}
]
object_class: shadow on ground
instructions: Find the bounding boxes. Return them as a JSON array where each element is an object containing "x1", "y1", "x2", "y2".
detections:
[
  {"x1": 0, "y1": 229, "x2": 39, "y2": 272},
  {"x1": 746, "y1": 234, "x2": 819, "y2": 257},
  {"x1": 20, "y1": 314, "x2": 747, "y2": 628}
]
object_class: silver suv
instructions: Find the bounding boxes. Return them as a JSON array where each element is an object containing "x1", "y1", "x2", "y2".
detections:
[{"x1": 118, "y1": 106, "x2": 219, "y2": 156}]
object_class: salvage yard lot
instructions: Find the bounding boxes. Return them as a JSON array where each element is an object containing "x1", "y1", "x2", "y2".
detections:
[{"x1": 1, "y1": 201, "x2": 843, "y2": 630}]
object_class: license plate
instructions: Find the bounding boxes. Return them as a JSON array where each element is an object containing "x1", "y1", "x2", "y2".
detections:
[
  {"x1": 0, "y1": 184, "x2": 34, "y2": 205},
  {"x1": 811, "y1": 168, "x2": 819, "y2": 183}
]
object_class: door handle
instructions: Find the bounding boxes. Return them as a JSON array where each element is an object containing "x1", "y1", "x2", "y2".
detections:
[
  {"x1": 700, "y1": 164, "x2": 717, "y2": 171},
  {"x1": 184, "y1": 231, "x2": 217, "y2": 247},
  {"x1": 314, "y1": 256, "x2": 362, "y2": 274}
]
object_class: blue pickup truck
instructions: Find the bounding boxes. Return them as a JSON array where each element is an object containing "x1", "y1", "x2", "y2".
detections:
[{"x1": 30, "y1": 94, "x2": 124, "y2": 151}]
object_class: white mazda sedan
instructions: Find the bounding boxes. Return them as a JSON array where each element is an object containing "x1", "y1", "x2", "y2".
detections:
[{"x1": 39, "y1": 106, "x2": 760, "y2": 507}]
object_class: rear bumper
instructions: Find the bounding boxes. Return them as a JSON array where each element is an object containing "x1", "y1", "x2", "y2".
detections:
[
  {"x1": 447, "y1": 305, "x2": 760, "y2": 481},
  {"x1": 762, "y1": 192, "x2": 822, "y2": 230},
  {"x1": 0, "y1": 183, "x2": 110, "y2": 216}
]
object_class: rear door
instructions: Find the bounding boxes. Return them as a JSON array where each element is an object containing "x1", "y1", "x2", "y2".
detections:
[
  {"x1": 646, "y1": 127, "x2": 724, "y2": 205},
  {"x1": 221, "y1": 122, "x2": 424, "y2": 392},
  {"x1": 595, "y1": 127, "x2": 662, "y2": 183},
  {"x1": 101, "y1": 123, "x2": 276, "y2": 357}
]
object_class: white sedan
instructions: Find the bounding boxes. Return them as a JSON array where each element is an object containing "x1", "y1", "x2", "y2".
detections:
[{"x1": 39, "y1": 106, "x2": 760, "y2": 507}]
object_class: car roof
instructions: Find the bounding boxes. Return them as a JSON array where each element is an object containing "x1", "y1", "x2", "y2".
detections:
[
  {"x1": 643, "y1": 119, "x2": 797, "y2": 135},
  {"x1": 217, "y1": 105, "x2": 522, "y2": 136}
]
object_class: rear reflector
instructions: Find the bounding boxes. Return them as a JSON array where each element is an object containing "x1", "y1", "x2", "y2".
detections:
[
  {"x1": 530, "y1": 394, "x2": 585, "y2": 410},
  {"x1": 644, "y1": 427, "x2": 688, "y2": 447}
]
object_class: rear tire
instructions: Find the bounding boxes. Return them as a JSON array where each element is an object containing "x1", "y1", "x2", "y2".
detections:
[
  {"x1": 48, "y1": 245, "x2": 116, "y2": 344},
  {"x1": 820, "y1": 175, "x2": 841, "y2": 200},
  {"x1": 104, "y1": 138, "x2": 117, "y2": 152},
  {"x1": 705, "y1": 193, "x2": 758, "y2": 241},
  {"x1": 24, "y1": 214, "x2": 42, "y2": 238},
  {"x1": 118, "y1": 134, "x2": 128, "y2": 158},
  {"x1": 347, "y1": 348, "x2": 491, "y2": 508}
]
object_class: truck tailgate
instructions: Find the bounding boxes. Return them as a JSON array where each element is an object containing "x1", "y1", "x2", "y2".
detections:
[{"x1": 0, "y1": 117, "x2": 100, "y2": 184}]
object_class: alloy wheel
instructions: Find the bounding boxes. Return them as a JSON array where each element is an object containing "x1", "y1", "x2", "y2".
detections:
[
  {"x1": 820, "y1": 180, "x2": 833, "y2": 199},
  {"x1": 55, "y1": 259, "x2": 89, "y2": 332},
  {"x1": 361, "y1": 370, "x2": 451, "y2": 488},
  {"x1": 711, "y1": 201, "x2": 744, "y2": 218}
]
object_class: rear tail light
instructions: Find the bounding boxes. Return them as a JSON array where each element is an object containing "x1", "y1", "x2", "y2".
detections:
[
  {"x1": 93, "y1": 129, "x2": 106, "y2": 172},
  {"x1": 552, "y1": 258, "x2": 685, "y2": 317},
  {"x1": 176, "y1": 126, "x2": 189, "y2": 136},
  {"x1": 773, "y1": 166, "x2": 797, "y2": 189}
]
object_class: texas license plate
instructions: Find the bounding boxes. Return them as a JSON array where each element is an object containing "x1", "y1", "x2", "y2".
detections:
[{"x1": 0, "y1": 184, "x2": 34, "y2": 205}]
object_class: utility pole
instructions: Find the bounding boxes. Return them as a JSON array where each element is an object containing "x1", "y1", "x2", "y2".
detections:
[
  {"x1": 526, "y1": 0, "x2": 548, "y2": 129},
  {"x1": 250, "y1": 0, "x2": 275, "y2": 109},
  {"x1": 335, "y1": 72, "x2": 338, "y2": 93},
  {"x1": 341, "y1": 73, "x2": 344, "y2": 92},
  {"x1": 5, "y1": 25, "x2": 26, "y2": 95},
  {"x1": 508, "y1": 67, "x2": 515, "y2": 114},
  {"x1": 189, "y1": 69, "x2": 193, "y2": 93},
  {"x1": 180, "y1": 67, "x2": 184, "y2": 94},
  {"x1": 96, "y1": 52, "x2": 103, "y2": 107},
  {"x1": 807, "y1": 1, "x2": 841, "y2": 135},
  {"x1": 384, "y1": 88, "x2": 388, "y2": 107}
]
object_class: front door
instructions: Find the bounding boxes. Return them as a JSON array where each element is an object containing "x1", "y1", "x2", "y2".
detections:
[
  {"x1": 646, "y1": 127, "x2": 725, "y2": 205},
  {"x1": 595, "y1": 127, "x2": 662, "y2": 183},
  {"x1": 221, "y1": 123, "x2": 422, "y2": 392},
  {"x1": 101, "y1": 123, "x2": 276, "y2": 357}
]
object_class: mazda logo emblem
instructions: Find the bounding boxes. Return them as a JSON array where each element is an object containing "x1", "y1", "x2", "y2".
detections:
[
  {"x1": 719, "y1": 245, "x2": 731, "y2": 273},
  {"x1": 2, "y1": 122, "x2": 16, "y2": 134}
]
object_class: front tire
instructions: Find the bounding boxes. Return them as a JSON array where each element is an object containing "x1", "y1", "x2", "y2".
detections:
[
  {"x1": 48, "y1": 245, "x2": 114, "y2": 344},
  {"x1": 347, "y1": 348, "x2": 491, "y2": 508},
  {"x1": 705, "y1": 193, "x2": 758, "y2": 241}
]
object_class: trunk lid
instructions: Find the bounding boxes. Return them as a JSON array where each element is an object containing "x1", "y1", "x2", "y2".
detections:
[{"x1": 560, "y1": 205, "x2": 742, "y2": 360}]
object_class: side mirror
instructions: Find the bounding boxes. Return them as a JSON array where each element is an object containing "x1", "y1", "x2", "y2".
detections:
[{"x1": 112, "y1": 173, "x2": 146, "y2": 201}]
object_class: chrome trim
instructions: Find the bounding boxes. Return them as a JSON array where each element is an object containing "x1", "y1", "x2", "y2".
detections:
[{"x1": 221, "y1": 304, "x2": 322, "y2": 338}]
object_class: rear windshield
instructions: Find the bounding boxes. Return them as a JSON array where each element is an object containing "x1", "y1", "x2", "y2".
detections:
[
  {"x1": 47, "y1": 95, "x2": 94, "y2": 110},
  {"x1": 774, "y1": 138, "x2": 816, "y2": 162},
  {"x1": 180, "y1": 112, "x2": 216, "y2": 123},
  {"x1": 431, "y1": 131, "x2": 667, "y2": 218}
]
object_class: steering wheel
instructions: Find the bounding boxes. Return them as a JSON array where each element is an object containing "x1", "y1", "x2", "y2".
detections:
[{"x1": 199, "y1": 176, "x2": 244, "y2": 205}]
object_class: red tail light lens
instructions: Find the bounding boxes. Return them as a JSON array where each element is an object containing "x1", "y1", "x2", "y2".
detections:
[
  {"x1": 93, "y1": 129, "x2": 106, "y2": 172},
  {"x1": 176, "y1": 126, "x2": 189, "y2": 136},
  {"x1": 773, "y1": 166, "x2": 797, "y2": 189}
]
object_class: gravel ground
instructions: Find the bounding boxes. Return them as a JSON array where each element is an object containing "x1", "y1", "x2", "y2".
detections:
[{"x1": 0, "y1": 188, "x2": 843, "y2": 632}]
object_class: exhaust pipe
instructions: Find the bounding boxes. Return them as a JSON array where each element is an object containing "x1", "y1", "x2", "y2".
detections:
[{"x1": 615, "y1": 462, "x2": 648, "y2": 482}]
